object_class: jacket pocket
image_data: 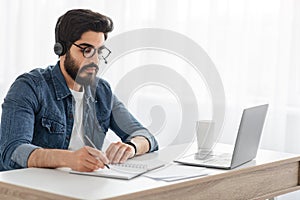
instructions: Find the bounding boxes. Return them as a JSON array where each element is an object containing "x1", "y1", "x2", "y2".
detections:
[
  {"x1": 39, "y1": 116, "x2": 66, "y2": 148},
  {"x1": 41, "y1": 117, "x2": 65, "y2": 134}
]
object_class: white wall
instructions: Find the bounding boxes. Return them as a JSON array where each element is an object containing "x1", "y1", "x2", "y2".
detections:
[{"x1": 0, "y1": 1, "x2": 300, "y2": 198}]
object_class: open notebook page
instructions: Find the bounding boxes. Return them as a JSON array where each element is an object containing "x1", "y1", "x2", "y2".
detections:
[{"x1": 70, "y1": 159, "x2": 166, "y2": 180}]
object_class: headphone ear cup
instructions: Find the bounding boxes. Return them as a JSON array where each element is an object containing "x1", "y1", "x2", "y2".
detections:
[{"x1": 54, "y1": 42, "x2": 65, "y2": 56}]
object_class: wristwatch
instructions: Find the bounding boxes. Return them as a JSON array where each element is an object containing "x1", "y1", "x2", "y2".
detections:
[{"x1": 125, "y1": 141, "x2": 137, "y2": 156}]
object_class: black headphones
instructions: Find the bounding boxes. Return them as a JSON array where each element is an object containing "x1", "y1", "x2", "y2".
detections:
[{"x1": 53, "y1": 17, "x2": 67, "y2": 56}]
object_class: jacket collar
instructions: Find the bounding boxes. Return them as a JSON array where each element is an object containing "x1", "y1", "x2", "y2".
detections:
[{"x1": 51, "y1": 61, "x2": 72, "y2": 100}]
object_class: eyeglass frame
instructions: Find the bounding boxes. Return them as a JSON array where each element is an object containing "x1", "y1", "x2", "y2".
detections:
[{"x1": 72, "y1": 43, "x2": 111, "y2": 60}]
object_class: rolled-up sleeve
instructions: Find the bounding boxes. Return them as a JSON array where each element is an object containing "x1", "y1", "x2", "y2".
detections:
[
  {"x1": 109, "y1": 95, "x2": 159, "y2": 152},
  {"x1": 11, "y1": 144, "x2": 41, "y2": 168}
]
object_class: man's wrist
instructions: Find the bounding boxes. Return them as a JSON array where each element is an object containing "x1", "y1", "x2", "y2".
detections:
[
  {"x1": 126, "y1": 136, "x2": 150, "y2": 156},
  {"x1": 125, "y1": 141, "x2": 137, "y2": 156}
]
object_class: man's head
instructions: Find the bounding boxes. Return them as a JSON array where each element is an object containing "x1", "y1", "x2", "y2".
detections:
[{"x1": 54, "y1": 9, "x2": 113, "y2": 87}]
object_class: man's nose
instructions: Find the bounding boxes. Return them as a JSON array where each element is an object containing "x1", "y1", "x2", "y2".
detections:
[{"x1": 89, "y1": 52, "x2": 100, "y2": 65}]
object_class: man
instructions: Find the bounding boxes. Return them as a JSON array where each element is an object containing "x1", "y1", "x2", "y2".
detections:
[{"x1": 0, "y1": 9, "x2": 158, "y2": 171}]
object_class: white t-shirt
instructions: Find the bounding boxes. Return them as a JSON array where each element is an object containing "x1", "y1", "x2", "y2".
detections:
[{"x1": 68, "y1": 88, "x2": 85, "y2": 151}]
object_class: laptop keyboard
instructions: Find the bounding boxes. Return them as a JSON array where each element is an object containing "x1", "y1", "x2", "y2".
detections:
[{"x1": 196, "y1": 153, "x2": 232, "y2": 166}]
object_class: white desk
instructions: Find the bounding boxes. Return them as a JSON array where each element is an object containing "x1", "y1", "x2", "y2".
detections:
[{"x1": 0, "y1": 143, "x2": 299, "y2": 200}]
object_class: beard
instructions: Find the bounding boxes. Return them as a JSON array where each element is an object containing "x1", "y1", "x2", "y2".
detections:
[{"x1": 64, "y1": 51, "x2": 99, "y2": 86}]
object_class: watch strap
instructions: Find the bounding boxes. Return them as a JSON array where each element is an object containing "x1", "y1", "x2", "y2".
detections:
[{"x1": 125, "y1": 141, "x2": 137, "y2": 156}]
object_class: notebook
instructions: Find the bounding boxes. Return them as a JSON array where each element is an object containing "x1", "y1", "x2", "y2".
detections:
[
  {"x1": 174, "y1": 104, "x2": 268, "y2": 169},
  {"x1": 70, "y1": 159, "x2": 166, "y2": 180}
]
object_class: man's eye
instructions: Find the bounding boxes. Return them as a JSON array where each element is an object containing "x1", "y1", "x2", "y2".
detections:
[{"x1": 84, "y1": 47, "x2": 93, "y2": 54}]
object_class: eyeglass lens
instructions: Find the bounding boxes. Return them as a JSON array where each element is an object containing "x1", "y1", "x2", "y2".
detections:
[{"x1": 83, "y1": 46, "x2": 110, "y2": 59}]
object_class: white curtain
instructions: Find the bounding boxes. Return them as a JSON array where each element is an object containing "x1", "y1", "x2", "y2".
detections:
[{"x1": 1, "y1": 0, "x2": 300, "y2": 167}]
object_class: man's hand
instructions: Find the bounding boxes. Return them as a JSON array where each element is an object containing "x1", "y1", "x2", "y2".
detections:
[
  {"x1": 105, "y1": 141, "x2": 135, "y2": 164},
  {"x1": 105, "y1": 136, "x2": 150, "y2": 164},
  {"x1": 28, "y1": 146, "x2": 109, "y2": 172},
  {"x1": 70, "y1": 146, "x2": 109, "y2": 172}
]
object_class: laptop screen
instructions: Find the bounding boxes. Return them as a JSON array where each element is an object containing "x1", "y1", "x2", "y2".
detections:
[{"x1": 231, "y1": 104, "x2": 268, "y2": 168}]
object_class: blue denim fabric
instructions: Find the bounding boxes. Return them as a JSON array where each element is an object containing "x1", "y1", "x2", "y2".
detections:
[{"x1": 0, "y1": 62, "x2": 158, "y2": 170}]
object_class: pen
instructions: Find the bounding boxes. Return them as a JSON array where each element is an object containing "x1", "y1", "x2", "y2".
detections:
[{"x1": 84, "y1": 135, "x2": 110, "y2": 169}]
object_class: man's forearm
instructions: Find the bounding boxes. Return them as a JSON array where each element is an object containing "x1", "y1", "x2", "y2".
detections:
[{"x1": 28, "y1": 148, "x2": 72, "y2": 168}]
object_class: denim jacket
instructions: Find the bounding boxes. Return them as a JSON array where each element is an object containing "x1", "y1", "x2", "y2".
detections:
[{"x1": 0, "y1": 62, "x2": 158, "y2": 170}]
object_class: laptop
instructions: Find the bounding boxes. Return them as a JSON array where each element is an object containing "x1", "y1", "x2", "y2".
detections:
[{"x1": 174, "y1": 104, "x2": 268, "y2": 169}]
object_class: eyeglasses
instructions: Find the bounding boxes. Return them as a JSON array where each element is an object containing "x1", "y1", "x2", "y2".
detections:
[{"x1": 72, "y1": 43, "x2": 111, "y2": 62}]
